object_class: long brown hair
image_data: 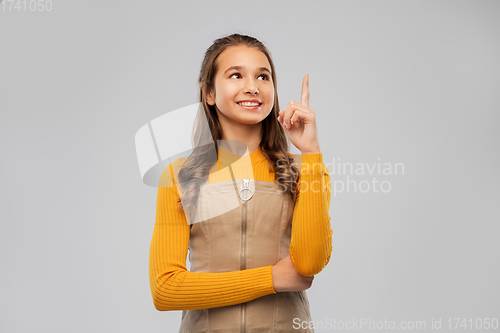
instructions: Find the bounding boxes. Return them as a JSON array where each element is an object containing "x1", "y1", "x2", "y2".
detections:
[{"x1": 176, "y1": 33, "x2": 299, "y2": 216}]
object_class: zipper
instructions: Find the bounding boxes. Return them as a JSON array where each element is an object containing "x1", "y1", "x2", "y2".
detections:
[
  {"x1": 239, "y1": 178, "x2": 253, "y2": 333},
  {"x1": 239, "y1": 178, "x2": 252, "y2": 270}
]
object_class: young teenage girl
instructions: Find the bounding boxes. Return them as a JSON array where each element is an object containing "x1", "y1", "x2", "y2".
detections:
[{"x1": 149, "y1": 33, "x2": 332, "y2": 333}]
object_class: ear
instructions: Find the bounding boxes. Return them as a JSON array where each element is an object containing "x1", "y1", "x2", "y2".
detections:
[
  {"x1": 206, "y1": 91, "x2": 215, "y2": 106},
  {"x1": 202, "y1": 82, "x2": 215, "y2": 106}
]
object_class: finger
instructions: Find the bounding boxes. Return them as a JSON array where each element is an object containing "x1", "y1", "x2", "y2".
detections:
[
  {"x1": 291, "y1": 111, "x2": 301, "y2": 128},
  {"x1": 282, "y1": 101, "x2": 311, "y2": 129},
  {"x1": 301, "y1": 73, "x2": 309, "y2": 107},
  {"x1": 281, "y1": 102, "x2": 297, "y2": 130},
  {"x1": 290, "y1": 109, "x2": 310, "y2": 127},
  {"x1": 278, "y1": 110, "x2": 286, "y2": 130},
  {"x1": 278, "y1": 110, "x2": 285, "y2": 126}
]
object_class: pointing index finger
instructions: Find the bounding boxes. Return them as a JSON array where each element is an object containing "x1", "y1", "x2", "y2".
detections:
[{"x1": 301, "y1": 73, "x2": 309, "y2": 107}]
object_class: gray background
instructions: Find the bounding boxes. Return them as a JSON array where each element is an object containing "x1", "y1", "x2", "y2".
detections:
[{"x1": 1, "y1": 0, "x2": 499, "y2": 332}]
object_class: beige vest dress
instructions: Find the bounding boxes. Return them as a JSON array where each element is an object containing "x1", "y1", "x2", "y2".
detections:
[{"x1": 177, "y1": 163, "x2": 315, "y2": 333}]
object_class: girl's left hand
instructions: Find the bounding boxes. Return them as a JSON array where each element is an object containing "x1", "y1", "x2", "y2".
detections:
[{"x1": 278, "y1": 73, "x2": 321, "y2": 155}]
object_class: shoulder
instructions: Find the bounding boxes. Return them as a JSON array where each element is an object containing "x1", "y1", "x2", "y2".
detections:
[
  {"x1": 159, "y1": 157, "x2": 186, "y2": 188},
  {"x1": 287, "y1": 152, "x2": 302, "y2": 167}
]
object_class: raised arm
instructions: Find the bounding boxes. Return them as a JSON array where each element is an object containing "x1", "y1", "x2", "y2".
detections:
[
  {"x1": 288, "y1": 153, "x2": 333, "y2": 276},
  {"x1": 149, "y1": 162, "x2": 276, "y2": 311}
]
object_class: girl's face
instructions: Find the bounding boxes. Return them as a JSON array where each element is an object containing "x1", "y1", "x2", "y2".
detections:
[{"x1": 207, "y1": 45, "x2": 275, "y2": 127}]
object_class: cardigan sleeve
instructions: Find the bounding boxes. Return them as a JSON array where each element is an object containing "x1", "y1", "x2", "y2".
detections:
[
  {"x1": 149, "y1": 161, "x2": 276, "y2": 311},
  {"x1": 288, "y1": 153, "x2": 333, "y2": 276}
]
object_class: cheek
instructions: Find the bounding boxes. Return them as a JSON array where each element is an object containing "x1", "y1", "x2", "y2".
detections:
[
  {"x1": 266, "y1": 90, "x2": 275, "y2": 104},
  {"x1": 265, "y1": 84, "x2": 275, "y2": 97},
  {"x1": 216, "y1": 86, "x2": 235, "y2": 105}
]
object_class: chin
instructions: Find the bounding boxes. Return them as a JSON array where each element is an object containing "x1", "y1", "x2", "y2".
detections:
[{"x1": 237, "y1": 118, "x2": 263, "y2": 125}]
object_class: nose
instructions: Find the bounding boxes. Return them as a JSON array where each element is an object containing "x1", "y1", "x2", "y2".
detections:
[{"x1": 244, "y1": 78, "x2": 259, "y2": 95}]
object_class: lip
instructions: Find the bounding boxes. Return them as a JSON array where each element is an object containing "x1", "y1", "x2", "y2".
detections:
[
  {"x1": 237, "y1": 99, "x2": 262, "y2": 103},
  {"x1": 236, "y1": 102, "x2": 262, "y2": 110}
]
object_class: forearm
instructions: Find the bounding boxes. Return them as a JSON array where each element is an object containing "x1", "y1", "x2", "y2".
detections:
[
  {"x1": 289, "y1": 153, "x2": 333, "y2": 276},
  {"x1": 150, "y1": 263, "x2": 275, "y2": 311}
]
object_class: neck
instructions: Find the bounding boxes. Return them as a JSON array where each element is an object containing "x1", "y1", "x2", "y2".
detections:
[{"x1": 217, "y1": 117, "x2": 262, "y2": 156}]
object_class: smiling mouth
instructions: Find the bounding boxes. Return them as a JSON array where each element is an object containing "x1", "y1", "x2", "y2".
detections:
[{"x1": 236, "y1": 102, "x2": 262, "y2": 110}]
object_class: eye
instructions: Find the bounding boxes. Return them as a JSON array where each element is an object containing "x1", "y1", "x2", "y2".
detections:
[{"x1": 229, "y1": 73, "x2": 270, "y2": 80}]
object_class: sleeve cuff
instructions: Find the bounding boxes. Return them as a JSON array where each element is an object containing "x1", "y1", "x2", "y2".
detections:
[{"x1": 300, "y1": 153, "x2": 325, "y2": 176}]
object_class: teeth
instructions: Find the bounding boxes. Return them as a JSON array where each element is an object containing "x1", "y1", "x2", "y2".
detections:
[{"x1": 238, "y1": 102, "x2": 260, "y2": 106}]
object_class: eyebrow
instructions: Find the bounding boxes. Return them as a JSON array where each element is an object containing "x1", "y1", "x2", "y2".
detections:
[{"x1": 223, "y1": 65, "x2": 272, "y2": 75}]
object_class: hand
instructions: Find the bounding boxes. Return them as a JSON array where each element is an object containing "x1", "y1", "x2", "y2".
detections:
[
  {"x1": 272, "y1": 255, "x2": 314, "y2": 292},
  {"x1": 277, "y1": 73, "x2": 321, "y2": 155}
]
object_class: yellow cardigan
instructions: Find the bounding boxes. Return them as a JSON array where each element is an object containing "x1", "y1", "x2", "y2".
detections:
[{"x1": 149, "y1": 147, "x2": 332, "y2": 311}]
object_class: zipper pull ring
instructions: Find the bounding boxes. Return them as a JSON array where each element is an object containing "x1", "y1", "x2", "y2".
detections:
[{"x1": 239, "y1": 179, "x2": 253, "y2": 202}]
